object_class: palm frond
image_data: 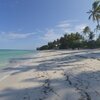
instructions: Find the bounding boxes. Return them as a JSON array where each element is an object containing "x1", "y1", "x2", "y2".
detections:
[{"x1": 92, "y1": 0, "x2": 100, "y2": 10}]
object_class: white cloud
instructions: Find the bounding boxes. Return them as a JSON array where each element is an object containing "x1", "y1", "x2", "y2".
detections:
[
  {"x1": 60, "y1": 19, "x2": 79, "y2": 23},
  {"x1": 42, "y1": 20, "x2": 88, "y2": 42},
  {"x1": 56, "y1": 23, "x2": 70, "y2": 28},
  {"x1": 57, "y1": 20, "x2": 87, "y2": 33},
  {"x1": 56, "y1": 20, "x2": 71, "y2": 29},
  {"x1": 43, "y1": 29, "x2": 63, "y2": 42},
  {"x1": 74, "y1": 24, "x2": 87, "y2": 32},
  {"x1": 0, "y1": 32, "x2": 36, "y2": 40},
  {"x1": 8, "y1": 32, "x2": 35, "y2": 39},
  {"x1": 56, "y1": 21, "x2": 72, "y2": 33}
]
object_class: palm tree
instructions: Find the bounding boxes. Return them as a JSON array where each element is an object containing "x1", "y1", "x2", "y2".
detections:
[
  {"x1": 97, "y1": 34, "x2": 100, "y2": 41},
  {"x1": 88, "y1": 0, "x2": 100, "y2": 29},
  {"x1": 83, "y1": 26, "x2": 91, "y2": 35},
  {"x1": 83, "y1": 26, "x2": 92, "y2": 41},
  {"x1": 89, "y1": 32, "x2": 95, "y2": 41}
]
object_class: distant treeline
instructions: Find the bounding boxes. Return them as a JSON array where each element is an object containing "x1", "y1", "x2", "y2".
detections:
[{"x1": 37, "y1": 26, "x2": 100, "y2": 50}]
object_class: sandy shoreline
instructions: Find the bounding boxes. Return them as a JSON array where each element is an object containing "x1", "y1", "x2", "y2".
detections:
[{"x1": 0, "y1": 49, "x2": 100, "y2": 100}]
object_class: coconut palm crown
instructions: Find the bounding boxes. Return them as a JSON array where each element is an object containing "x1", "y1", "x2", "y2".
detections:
[{"x1": 88, "y1": 0, "x2": 100, "y2": 30}]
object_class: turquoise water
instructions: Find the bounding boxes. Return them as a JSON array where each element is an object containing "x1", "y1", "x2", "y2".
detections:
[{"x1": 0, "y1": 49, "x2": 33, "y2": 68}]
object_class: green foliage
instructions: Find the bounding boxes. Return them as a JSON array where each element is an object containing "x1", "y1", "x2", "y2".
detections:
[
  {"x1": 37, "y1": 45, "x2": 48, "y2": 50},
  {"x1": 37, "y1": 32, "x2": 87, "y2": 50},
  {"x1": 88, "y1": 0, "x2": 100, "y2": 30},
  {"x1": 95, "y1": 34, "x2": 100, "y2": 47},
  {"x1": 89, "y1": 32, "x2": 95, "y2": 41},
  {"x1": 83, "y1": 26, "x2": 91, "y2": 35},
  {"x1": 37, "y1": 30, "x2": 100, "y2": 50}
]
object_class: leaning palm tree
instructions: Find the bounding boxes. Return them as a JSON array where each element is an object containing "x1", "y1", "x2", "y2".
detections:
[{"x1": 88, "y1": 0, "x2": 100, "y2": 30}]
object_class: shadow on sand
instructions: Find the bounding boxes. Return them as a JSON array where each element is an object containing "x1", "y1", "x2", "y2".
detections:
[{"x1": 0, "y1": 50, "x2": 100, "y2": 100}]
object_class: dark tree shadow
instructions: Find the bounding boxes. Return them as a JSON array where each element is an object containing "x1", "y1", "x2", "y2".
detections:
[
  {"x1": 0, "y1": 50, "x2": 100, "y2": 100},
  {"x1": 0, "y1": 70, "x2": 100, "y2": 100},
  {"x1": 2, "y1": 50, "x2": 100, "y2": 75}
]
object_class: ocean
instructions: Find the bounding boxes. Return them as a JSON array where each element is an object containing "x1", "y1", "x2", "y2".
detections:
[{"x1": 0, "y1": 49, "x2": 34, "y2": 69}]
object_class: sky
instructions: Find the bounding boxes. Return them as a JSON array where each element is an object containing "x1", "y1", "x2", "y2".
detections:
[{"x1": 0, "y1": 0, "x2": 96, "y2": 50}]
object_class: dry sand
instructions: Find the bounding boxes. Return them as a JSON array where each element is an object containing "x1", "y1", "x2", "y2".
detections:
[{"x1": 0, "y1": 49, "x2": 100, "y2": 100}]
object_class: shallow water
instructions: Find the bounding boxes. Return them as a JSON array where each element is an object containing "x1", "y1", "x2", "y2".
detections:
[{"x1": 0, "y1": 49, "x2": 34, "y2": 68}]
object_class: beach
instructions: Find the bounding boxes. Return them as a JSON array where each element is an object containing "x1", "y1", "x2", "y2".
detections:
[{"x1": 0, "y1": 49, "x2": 100, "y2": 100}]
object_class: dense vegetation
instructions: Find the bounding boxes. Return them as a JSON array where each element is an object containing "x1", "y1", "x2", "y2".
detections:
[
  {"x1": 37, "y1": 29, "x2": 100, "y2": 50},
  {"x1": 37, "y1": 0, "x2": 100, "y2": 50}
]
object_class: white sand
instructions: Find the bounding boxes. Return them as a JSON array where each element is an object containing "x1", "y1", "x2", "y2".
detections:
[{"x1": 0, "y1": 49, "x2": 100, "y2": 100}]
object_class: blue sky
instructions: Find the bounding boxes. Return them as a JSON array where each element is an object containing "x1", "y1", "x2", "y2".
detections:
[{"x1": 0, "y1": 0, "x2": 96, "y2": 50}]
